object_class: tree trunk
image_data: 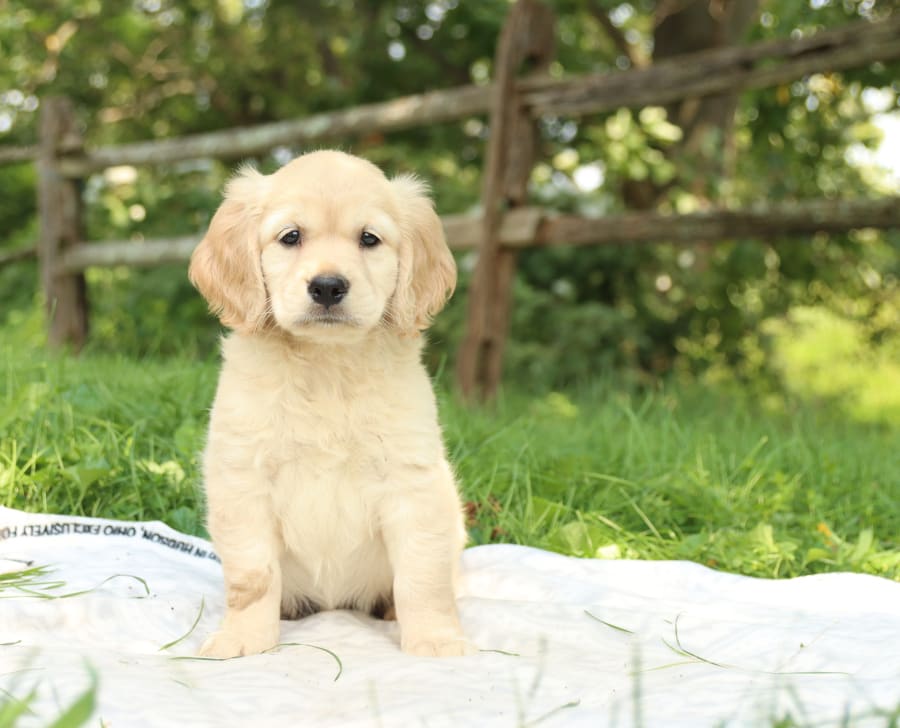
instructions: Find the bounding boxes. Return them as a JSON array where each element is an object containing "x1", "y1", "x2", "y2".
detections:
[{"x1": 625, "y1": 0, "x2": 760, "y2": 208}]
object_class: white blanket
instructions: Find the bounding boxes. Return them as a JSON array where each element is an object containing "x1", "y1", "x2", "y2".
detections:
[{"x1": 1, "y1": 507, "x2": 898, "y2": 727}]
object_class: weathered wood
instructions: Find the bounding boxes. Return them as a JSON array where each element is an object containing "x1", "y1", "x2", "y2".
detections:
[
  {"x1": 23, "y1": 8, "x2": 900, "y2": 380},
  {"x1": 454, "y1": 198, "x2": 900, "y2": 250},
  {"x1": 59, "y1": 235, "x2": 202, "y2": 272},
  {"x1": 37, "y1": 97, "x2": 88, "y2": 349},
  {"x1": 456, "y1": 0, "x2": 556, "y2": 402},
  {"x1": 60, "y1": 85, "x2": 490, "y2": 177},
  {"x1": 57, "y1": 215, "x2": 481, "y2": 271},
  {"x1": 52, "y1": 197, "x2": 900, "y2": 273},
  {"x1": 523, "y1": 15, "x2": 900, "y2": 117},
  {"x1": 0, "y1": 246, "x2": 37, "y2": 266},
  {"x1": 52, "y1": 15, "x2": 900, "y2": 177},
  {"x1": 0, "y1": 145, "x2": 38, "y2": 165},
  {"x1": 528, "y1": 198, "x2": 900, "y2": 248}
]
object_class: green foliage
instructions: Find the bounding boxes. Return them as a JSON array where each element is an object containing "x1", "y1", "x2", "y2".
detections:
[
  {"x1": 762, "y1": 302, "x2": 900, "y2": 425},
  {"x1": 0, "y1": 666, "x2": 97, "y2": 728},
  {"x1": 0, "y1": 315, "x2": 212, "y2": 534},
  {"x1": 448, "y1": 383, "x2": 900, "y2": 580},
  {"x1": 85, "y1": 264, "x2": 219, "y2": 357},
  {"x1": 0, "y1": 163, "x2": 36, "y2": 248},
  {"x1": 45, "y1": 668, "x2": 97, "y2": 728},
  {"x1": 0, "y1": 3, "x2": 897, "y2": 583},
  {"x1": 5, "y1": 316, "x2": 896, "y2": 582},
  {"x1": 0, "y1": 685, "x2": 36, "y2": 728},
  {"x1": 2, "y1": 0, "x2": 899, "y2": 381}
]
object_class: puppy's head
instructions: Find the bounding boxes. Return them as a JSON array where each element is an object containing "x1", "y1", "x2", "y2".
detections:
[{"x1": 189, "y1": 150, "x2": 456, "y2": 341}]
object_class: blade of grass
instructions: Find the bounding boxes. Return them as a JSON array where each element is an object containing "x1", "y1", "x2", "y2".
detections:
[
  {"x1": 0, "y1": 573, "x2": 150, "y2": 601},
  {"x1": 617, "y1": 487, "x2": 663, "y2": 541},
  {"x1": 0, "y1": 686, "x2": 37, "y2": 727},
  {"x1": 0, "y1": 566, "x2": 54, "y2": 583},
  {"x1": 653, "y1": 614, "x2": 852, "y2": 676},
  {"x1": 159, "y1": 597, "x2": 204, "y2": 652},
  {"x1": 46, "y1": 666, "x2": 97, "y2": 728},
  {"x1": 524, "y1": 699, "x2": 581, "y2": 727},
  {"x1": 168, "y1": 656, "x2": 226, "y2": 662},
  {"x1": 661, "y1": 636, "x2": 730, "y2": 669},
  {"x1": 264, "y1": 642, "x2": 343, "y2": 682},
  {"x1": 671, "y1": 614, "x2": 729, "y2": 668},
  {"x1": 584, "y1": 610, "x2": 635, "y2": 634}
]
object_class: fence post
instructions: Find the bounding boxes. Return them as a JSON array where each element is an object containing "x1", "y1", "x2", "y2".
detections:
[
  {"x1": 37, "y1": 96, "x2": 88, "y2": 349},
  {"x1": 456, "y1": 0, "x2": 555, "y2": 402}
]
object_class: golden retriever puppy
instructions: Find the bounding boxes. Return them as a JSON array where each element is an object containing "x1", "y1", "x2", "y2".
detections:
[{"x1": 189, "y1": 150, "x2": 474, "y2": 658}]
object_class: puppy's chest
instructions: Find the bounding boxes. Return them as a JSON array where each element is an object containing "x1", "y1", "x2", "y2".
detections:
[
  {"x1": 267, "y1": 392, "x2": 387, "y2": 562},
  {"x1": 263, "y1": 382, "x2": 391, "y2": 481},
  {"x1": 272, "y1": 456, "x2": 376, "y2": 559}
]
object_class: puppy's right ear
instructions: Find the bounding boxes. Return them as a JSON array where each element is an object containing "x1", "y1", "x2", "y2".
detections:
[{"x1": 189, "y1": 166, "x2": 270, "y2": 333}]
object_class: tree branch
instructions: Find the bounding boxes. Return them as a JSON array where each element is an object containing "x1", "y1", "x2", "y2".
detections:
[
  {"x1": 398, "y1": 24, "x2": 473, "y2": 85},
  {"x1": 587, "y1": 2, "x2": 646, "y2": 68}
]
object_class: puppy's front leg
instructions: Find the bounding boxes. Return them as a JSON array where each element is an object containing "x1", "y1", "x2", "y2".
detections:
[
  {"x1": 382, "y1": 475, "x2": 476, "y2": 658},
  {"x1": 200, "y1": 470, "x2": 281, "y2": 658}
]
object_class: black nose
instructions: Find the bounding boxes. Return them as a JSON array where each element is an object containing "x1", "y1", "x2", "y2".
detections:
[{"x1": 308, "y1": 275, "x2": 349, "y2": 308}]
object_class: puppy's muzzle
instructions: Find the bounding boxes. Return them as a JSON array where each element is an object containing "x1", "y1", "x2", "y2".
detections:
[{"x1": 308, "y1": 275, "x2": 349, "y2": 309}]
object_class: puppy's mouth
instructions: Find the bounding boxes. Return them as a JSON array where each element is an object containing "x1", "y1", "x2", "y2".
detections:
[{"x1": 294, "y1": 310, "x2": 359, "y2": 327}]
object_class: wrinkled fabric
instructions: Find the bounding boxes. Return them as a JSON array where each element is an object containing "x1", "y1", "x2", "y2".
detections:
[{"x1": 1, "y1": 507, "x2": 898, "y2": 727}]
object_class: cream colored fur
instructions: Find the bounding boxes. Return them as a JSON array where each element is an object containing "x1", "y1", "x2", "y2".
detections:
[{"x1": 189, "y1": 150, "x2": 473, "y2": 658}]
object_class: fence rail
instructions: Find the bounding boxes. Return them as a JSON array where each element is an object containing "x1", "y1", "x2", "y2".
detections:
[
  {"x1": 2, "y1": 2, "x2": 900, "y2": 399},
  {"x1": 54, "y1": 197, "x2": 900, "y2": 274},
  {"x1": 528, "y1": 197, "x2": 900, "y2": 248},
  {"x1": 0, "y1": 145, "x2": 39, "y2": 164},
  {"x1": 58, "y1": 85, "x2": 492, "y2": 177},
  {"x1": 523, "y1": 15, "x2": 900, "y2": 116}
]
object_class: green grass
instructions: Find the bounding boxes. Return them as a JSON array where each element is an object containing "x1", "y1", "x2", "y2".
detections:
[
  {"x1": 446, "y1": 384, "x2": 899, "y2": 579},
  {"x1": 1, "y1": 323, "x2": 898, "y2": 582}
]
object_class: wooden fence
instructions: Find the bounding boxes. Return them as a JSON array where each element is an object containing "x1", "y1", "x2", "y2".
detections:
[{"x1": 2, "y1": 0, "x2": 900, "y2": 400}]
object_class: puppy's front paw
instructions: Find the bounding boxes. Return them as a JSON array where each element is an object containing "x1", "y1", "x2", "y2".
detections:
[
  {"x1": 403, "y1": 635, "x2": 477, "y2": 657},
  {"x1": 199, "y1": 629, "x2": 277, "y2": 659}
]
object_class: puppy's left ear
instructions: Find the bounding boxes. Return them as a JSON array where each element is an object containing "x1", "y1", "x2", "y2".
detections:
[{"x1": 390, "y1": 175, "x2": 457, "y2": 334}]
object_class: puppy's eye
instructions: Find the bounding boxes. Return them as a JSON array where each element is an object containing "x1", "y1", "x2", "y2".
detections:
[
  {"x1": 279, "y1": 230, "x2": 301, "y2": 246},
  {"x1": 360, "y1": 231, "x2": 381, "y2": 248}
]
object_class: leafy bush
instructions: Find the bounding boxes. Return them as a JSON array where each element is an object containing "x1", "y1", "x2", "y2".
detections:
[
  {"x1": 762, "y1": 303, "x2": 900, "y2": 425},
  {"x1": 1, "y1": 1, "x2": 898, "y2": 397}
]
